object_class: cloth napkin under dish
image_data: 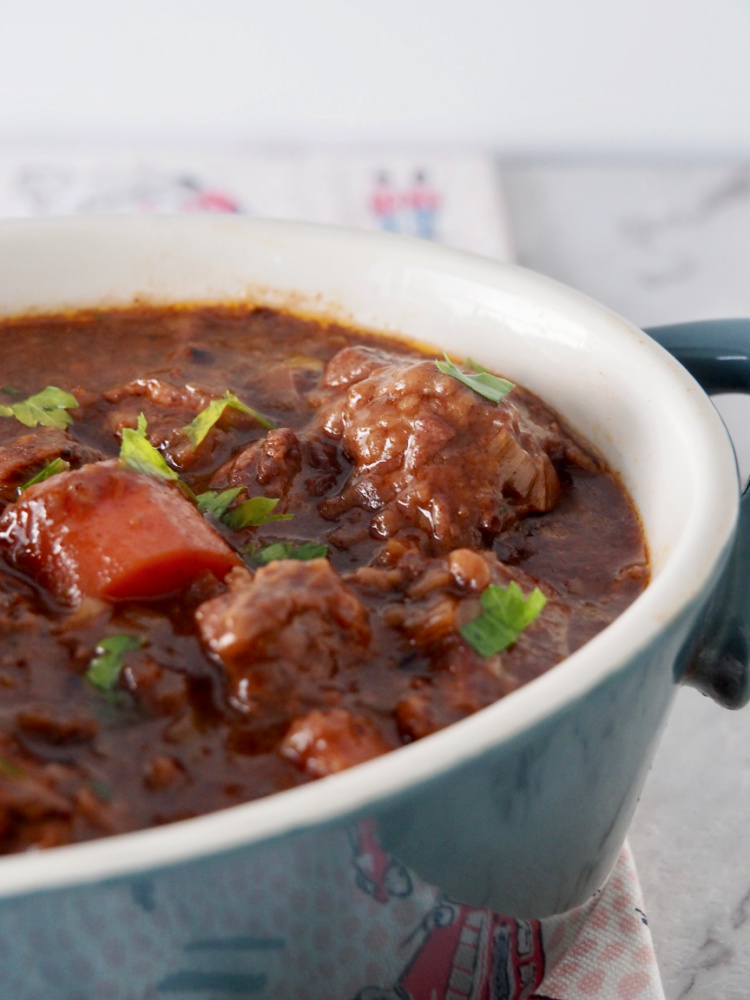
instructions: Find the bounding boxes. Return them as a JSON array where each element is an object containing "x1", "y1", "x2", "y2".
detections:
[
  {"x1": 536, "y1": 843, "x2": 664, "y2": 1000},
  {"x1": 282, "y1": 822, "x2": 666, "y2": 1000},
  {"x1": 335, "y1": 830, "x2": 665, "y2": 1000},
  {"x1": 0, "y1": 144, "x2": 665, "y2": 1000}
]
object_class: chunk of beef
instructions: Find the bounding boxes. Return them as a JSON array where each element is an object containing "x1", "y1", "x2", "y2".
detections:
[
  {"x1": 121, "y1": 657, "x2": 190, "y2": 717},
  {"x1": 101, "y1": 378, "x2": 213, "y2": 466},
  {"x1": 15, "y1": 708, "x2": 98, "y2": 748},
  {"x1": 0, "y1": 743, "x2": 73, "y2": 851},
  {"x1": 280, "y1": 708, "x2": 391, "y2": 777},
  {"x1": 103, "y1": 377, "x2": 214, "y2": 413},
  {"x1": 248, "y1": 353, "x2": 325, "y2": 411},
  {"x1": 0, "y1": 747, "x2": 130, "y2": 849},
  {"x1": 0, "y1": 428, "x2": 106, "y2": 504},
  {"x1": 313, "y1": 347, "x2": 596, "y2": 553},
  {"x1": 195, "y1": 561, "x2": 371, "y2": 710},
  {"x1": 210, "y1": 427, "x2": 348, "y2": 518},
  {"x1": 102, "y1": 378, "x2": 268, "y2": 470},
  {"x1": 211, "y1": 427, "x2": 303, "y2": 498},
  {"x1": 320, "y1": 345, "x2": 394, "y2": 389},
  {"x1": 509, "y1": 386, "x2": 602, "y2": 471}
]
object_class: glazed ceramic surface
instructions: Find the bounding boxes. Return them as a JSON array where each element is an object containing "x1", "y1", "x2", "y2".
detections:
[{"x1": 0, "y1": 216, "x2": 742, "y2": 999}]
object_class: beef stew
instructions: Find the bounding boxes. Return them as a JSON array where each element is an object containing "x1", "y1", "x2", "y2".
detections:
[{"x1": 0, "y1": 305, "x2": 648, "y2": 853}]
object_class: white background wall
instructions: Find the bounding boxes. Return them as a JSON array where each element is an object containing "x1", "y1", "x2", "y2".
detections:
[{"x1": 1, "y1": 0, "x2": 750, "y2": 154}]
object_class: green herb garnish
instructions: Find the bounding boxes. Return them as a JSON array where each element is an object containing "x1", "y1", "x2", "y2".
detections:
[
  {"x1": 20, "y1": 456, "x2": 71, "y2": 491},
  {"x1": 459, "y1": 581, "x2": 546, "y2": 657},
  {"x1": 435, "y1": 354, "x2": 514, "y2": 404},
  {"x1": 195, "y1": 487, "x2": 245, "y2": 519},
  {"x1": 247, "y1": 540, "x2": 328, "y2": 567},
  {"x1": 85, "y1": 634, "x2": 145, "y2": 691},
  {"x1": 183, "y1": 391, "x2": 273, "y2": 448},
  {"x1": 195, "y1": 488, "x2": 291, "y2": 529},
  {"x1": 0, "y1": 755, "x2": 23, "y2": 778},
  {"x1": 119, "y1": 413, "x2": 179, "y2": 481},
  {"x1": 0, "y1": 385, "x2": 78, "y2": 429},
  {"x1": 90, "y1": 779, "x2": 113, "y2": 802},
  {"x1": 224, "y1": 496, "x2": 293, "y2": 530}
]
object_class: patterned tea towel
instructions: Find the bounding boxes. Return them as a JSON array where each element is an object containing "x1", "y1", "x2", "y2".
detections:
[
  {"x1": 320, "y1": 825, "x2": 665, "y2": 1000},
  {"x1": 0, "y1": 144, "x2": 514, "y2": 262},
  {"x1": 229, "y1": 822, "x2": 666, "y2": 1000}
]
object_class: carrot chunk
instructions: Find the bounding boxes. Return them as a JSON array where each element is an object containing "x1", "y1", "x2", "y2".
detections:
[{"x1": 0, "y1": 461, "x2": 241, "y2": 603}]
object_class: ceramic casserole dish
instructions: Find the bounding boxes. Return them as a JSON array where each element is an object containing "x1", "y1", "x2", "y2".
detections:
[{"x1": 0, "y1": 215, "x2": 747, "y2": 999}]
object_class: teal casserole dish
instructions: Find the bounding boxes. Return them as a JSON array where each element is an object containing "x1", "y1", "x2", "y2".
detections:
[{"x1": 0, "y1": 217, "x2": 746, "y2": 999}]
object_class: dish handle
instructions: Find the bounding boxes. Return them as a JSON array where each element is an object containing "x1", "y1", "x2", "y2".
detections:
[{"x1": 645, "y1": 319, "x2": 750, "y2": 709}]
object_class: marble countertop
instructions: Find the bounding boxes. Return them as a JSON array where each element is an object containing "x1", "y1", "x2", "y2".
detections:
[{"x1": 502, "y1": 163, "x2": 750, "y2": 1000}]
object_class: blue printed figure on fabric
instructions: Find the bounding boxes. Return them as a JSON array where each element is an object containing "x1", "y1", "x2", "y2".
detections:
[
  {"x1": 368, "y1": 169, "x2": 442, "y2": 241},
  {"x1": 156, "y1": 936, "x2": 285, "y2": 996},
  {"x1": 408, "y1": 170, "x2": 440, "y2": 241},
  {"x1": 370, "y1": 171, "x2": 400, "y2": 232}
]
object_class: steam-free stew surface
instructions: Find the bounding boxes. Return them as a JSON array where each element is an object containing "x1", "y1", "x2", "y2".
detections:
[{"x1": 0, "y1": 307, "x2": 647, "y2": 852}]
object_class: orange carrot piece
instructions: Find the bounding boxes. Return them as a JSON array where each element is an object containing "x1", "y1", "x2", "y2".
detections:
[{"x1": 0, "y1": 461, "x2": 241, "y2": 603}]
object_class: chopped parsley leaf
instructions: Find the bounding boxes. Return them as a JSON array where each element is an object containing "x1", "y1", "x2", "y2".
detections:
[
  {"x1": 85, "y1": 634, "x2": 145, "y2": 691},
  {"x1": 459, "y1": 581, "x2": 546, "y2": 657},
  {"x1": 224, "y1": 496, "x2": 293, "y2": 530},
  {"x1": 0, "y1": 385, "x2": 78, "y2": 430},
  {"x1": 435, "y1": 354, "x2": 514, "y2": 404},
  {"x1": 183, "y1": 391, "x2": 273, "y2": 447},
  {"x1": 90, "y1": 779, "x2": 113, "y2": 802},
  {"x1": 247, "y1": 540, "x2": 328, "y2": 567},
  {"x1": 20, "y1": 456, "x2": 71, "y2": 491},
  {"x1": 195, "y1": 487, "x2": 245, "y2": 519},
  {"x1": 0, "y1": 755, "x2": 23, "y2": 777},
  {"x1": 195, "y1": 488, "x2": 291, "y2": 529},
  {"x1": 119, "y1": 413, "x2": 179, "y2": 481}
]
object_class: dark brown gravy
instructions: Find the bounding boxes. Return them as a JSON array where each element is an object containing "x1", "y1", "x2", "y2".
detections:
[{"x1": 0, "y1": 305, "x2": 648, "y2": 852}]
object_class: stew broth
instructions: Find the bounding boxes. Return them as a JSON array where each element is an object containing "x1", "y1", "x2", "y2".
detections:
[{"x1": 0, "y1": 306, "x2": 648, "y2": 853}]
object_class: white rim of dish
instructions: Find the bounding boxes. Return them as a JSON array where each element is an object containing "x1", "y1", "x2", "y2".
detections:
[{"x1": 0, "y1": 215, "x2": 739, "y2": 897}]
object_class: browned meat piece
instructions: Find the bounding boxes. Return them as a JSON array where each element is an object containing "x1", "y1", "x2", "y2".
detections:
[
  {"x1": 143, "y1": 754, "x2": 185, "y2": 791},
  {"x1": 249, "y1": 354, "x2": 325, "y2": 411},
  {"x1": 195, "y1": 561, "x2": 371, "y2": 709},
  {"x1": 0, "y1": 745, "x2": 73, "y2": 851},
  {"x1": 0, "y1": 769, "x2": 71, "y2": 822},
  {"x1": 100, "y1": 378, "x2": 210, "y2": 470},
  {"x1": 319, "y1": 345, "x2": 395, "y2": 389},
  {"x1": 510, "y1": 386, "x2": 602, "y2": 471},
  {"x1": 103, "y1": 376, "x2": 214, "y2": 413},
  {"x1": 102, "y1": 378, "x2": 268, "y2": 471},
  {"x1": 394, "y1": 675, "x2": 502, "y2": 741},
  {"x1": 0, "y1": 427, "x2": 106, "y2": 503},
  {"x1": 301, "y1": 436, "x2": 348, "y2": 498},
  {"x1": 313, "y1": 348, "x2": 594, "y2": 553},
  {"x1": 280, "y1": 708, "x2": 392, "y2": 777},
  {"x1": 15, "y1": 708, "x2": 98, "y2": 746},
  {"x1": 211, "y1": 427, "x2": 346, "y2": 505},
  {"x1": 211, "y1": 427, "x2": 303, "y2": 497},
  {"x1": 121, "y1": 657, "x2": 190, "y2": 717}
]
